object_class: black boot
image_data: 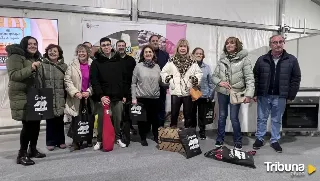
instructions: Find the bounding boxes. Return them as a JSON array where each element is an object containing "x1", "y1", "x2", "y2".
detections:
[
  {"x1": 17, "y1": 150, "x2": 35, "y2": 166},
  {"x1": 199, "y1": 130, "x2": 206, "y2": 140},
  {"x1": 70, "y1": 142, "x2": 80, "y2": 152},
  {"x1": 28, "y1": 146, "x2": 46, "y2": 158}
]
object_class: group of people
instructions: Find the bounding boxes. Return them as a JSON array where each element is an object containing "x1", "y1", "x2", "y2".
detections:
[{"x1": 5, "y1": 33, "x2": 301, "y2": 166}]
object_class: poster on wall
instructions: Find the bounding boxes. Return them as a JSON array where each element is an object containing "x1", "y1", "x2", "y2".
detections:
[
  {"x1": 0, "y1": 17, "x2": 59, "y2": 69},
  {"x1": 82, "y1": 20, "x2": 187, "y2": 61}
]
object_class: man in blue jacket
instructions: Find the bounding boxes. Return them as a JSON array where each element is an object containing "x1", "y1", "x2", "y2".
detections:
[
  {"x1": 253, "y1": 35, "x2": 301, "y2": 153},
  {"x1": 149, "y1": 35, "x2": 170, "y2": 127}
]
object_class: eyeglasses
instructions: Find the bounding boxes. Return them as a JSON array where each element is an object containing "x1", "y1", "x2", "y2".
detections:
[
  {"x1": 271, "y1": 40, "x2": 285, "y2": 45},
  {"x1": 101, "y1": 44, "x2": 111, "y2": 47}
]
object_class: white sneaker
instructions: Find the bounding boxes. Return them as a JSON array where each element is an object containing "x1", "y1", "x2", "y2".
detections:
[
  {"x1": 117, "y1": 139, "x2": 126, "y2": 148},
  {"x1": 93, "y1": 142, "x2": 102, "y2": 150}
]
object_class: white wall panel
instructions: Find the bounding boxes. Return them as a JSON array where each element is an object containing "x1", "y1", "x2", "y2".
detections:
[
  {"x1": 138, "y1": 0, "x2": 278, "y2": 25},
  {"x1": 0, "y1": 7, "x2": 129, "y2": 127},
  {"x1": 285, "y1": 0, "x2": 320, "y2": 30},
  {"x1": 285, "y1": 35, "x2": 320, "y2": 88},
  {"x1": 17, "y1": 0, "x2": 131, "y2": 9}
]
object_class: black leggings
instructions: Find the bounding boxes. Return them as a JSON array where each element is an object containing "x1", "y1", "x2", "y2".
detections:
[
  {"x1": 20, "y1": 120, "x2": 41, "y2": 151},
  {"x1": 170, "y1": 95, "x2": 193, "y2": 127},
  {"x1": 137, "y1": 98, "x2": 159, "y2": 140},
  {"x1": 191, "y1": 98, "x2": 207, "y2": 132}
]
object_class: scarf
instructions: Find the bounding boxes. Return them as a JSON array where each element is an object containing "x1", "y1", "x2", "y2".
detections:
[
  {"x1": 171, "y1": 54, "x2": 195, "y2": 77},
  {"x1": 197, "y1": 60, "x2": 203, "y2": 67},
  {"x1": 143, "y1": 59, "x2": 155, "y2": 68},
  {"x1": 226, "y1": 52, "x2": 237, "y2": 60}
]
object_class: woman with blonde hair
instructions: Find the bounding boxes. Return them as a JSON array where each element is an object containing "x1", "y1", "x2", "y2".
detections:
[
  {"x1": 160, "y1": 39, "x2": 203, "y2": 128},
  {"x1": 212, "y1": 37, "x2": 254, "y2": 150},
  {"x1": 64, "y1": 44, "x2": 94, "y2": 151}
]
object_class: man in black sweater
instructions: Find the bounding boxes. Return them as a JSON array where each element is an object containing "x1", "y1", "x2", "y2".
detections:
[
  {"x1": 90, "y1": 37, "x2": 128, "y2": 149},
  {"x1": 116, "y1": 40, "x2": 137, "y2": 146},
  {"x1": 252, "y1": 35, "x2": 301, "y2": 153},
  {"x1": 149, "y1": 35, "x2": 170, "y2": 127}
]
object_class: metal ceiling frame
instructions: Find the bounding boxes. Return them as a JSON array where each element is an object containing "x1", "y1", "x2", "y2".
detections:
[
  {"x1": 138, "y1": 11, "x2": 280, "y2": 32},
  {"x1": 311, "y1": 0, "x2": 320, "y2": 7},
  {"x1": 1, "y1": 0, "x2": 320, "y2": 35},
  {"x1": 0, "y1": 0, "x2": 131, "y2": 17}
]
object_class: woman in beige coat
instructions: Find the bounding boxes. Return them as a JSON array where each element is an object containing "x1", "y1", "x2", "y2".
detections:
[{"x1": 64, "y1": 44, "x2": 93, "y2": 151}]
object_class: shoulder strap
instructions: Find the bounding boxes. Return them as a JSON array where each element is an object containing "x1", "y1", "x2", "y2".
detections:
[{"x1": 53, "y1": 64, "x2": 66, "y2": 75}]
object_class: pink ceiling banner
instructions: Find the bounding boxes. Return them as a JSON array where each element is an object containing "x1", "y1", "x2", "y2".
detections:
[{"x1": 165, "y1": 23, "x2": 187, "y2": 55}]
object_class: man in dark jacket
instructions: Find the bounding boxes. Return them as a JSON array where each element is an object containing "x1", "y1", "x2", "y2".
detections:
[
  {"x1": 252, "y1": 35, "x2": 301, "y2": 153},
  {"x1": 149, "y1": 35, "x2": 170, "y2": 127},
  {"x1": 116, "y1": 40, "x2": 137, "y2": 145},
  {"x1": 90, "y1": 37, "x2": 128, "y2": 149}
]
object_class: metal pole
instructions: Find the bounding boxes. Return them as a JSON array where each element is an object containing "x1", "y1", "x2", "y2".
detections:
[
  {"x1": 278, "y1": 0, "x2": 286, "y2": 36},
  {"x1": 131, "y1": 0, "x2": 138, "y2": 21}
]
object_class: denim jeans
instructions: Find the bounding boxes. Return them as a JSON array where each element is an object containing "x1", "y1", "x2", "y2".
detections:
[
  {"x1": 255, "y1": 95, "x2": 286, "y2": 143},
  {"x1": 216, "y1": 92, "x2": 242, "y2": 144}
]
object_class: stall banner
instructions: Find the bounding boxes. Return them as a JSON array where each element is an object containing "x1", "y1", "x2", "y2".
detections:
[
  {"x1": 0, "y1": 17, "x2": 59, "y2": 69},
  {"x1": 82, "y1": 20, "x2": 187, "y2": 61}
]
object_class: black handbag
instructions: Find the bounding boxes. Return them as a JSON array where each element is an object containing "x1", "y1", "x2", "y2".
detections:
[
  {"x1": 204, "y1": 101, "x2": 215, "y2": 125},
  {"x1": 129, "y1": 102, "x2": 147, "y2": 125},
  {"x1": 178, "y1": 128, "x2": 202, "y2": 159},
  {"x1": 67, "y1": 99, "x2": 94, "y2": 142},
  {"x1": 25, "y1": 66, "x2": 54, "y2": 121}
]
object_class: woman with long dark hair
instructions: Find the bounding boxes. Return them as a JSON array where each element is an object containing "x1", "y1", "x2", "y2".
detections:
[
  {"x1": 131, "y1": 45, "x2": 161, "y2": 146},
  {"x1": 6, "y1": 36, "x2": 46, "y2": 166},
  {"x1": 40, "y1": 44, "x2": 68, "y2": 151}
]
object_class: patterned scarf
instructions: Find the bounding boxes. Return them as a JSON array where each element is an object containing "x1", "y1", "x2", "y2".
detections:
[
  {"x1": 143, "y1": 59, "x2": 155, "y2": 68},
  {"x1": 226, "y1": 52, "x2": 237, "y2": 60},
  {"x1": 171, "y1": 54, "x2": 195, "y2": 77}
]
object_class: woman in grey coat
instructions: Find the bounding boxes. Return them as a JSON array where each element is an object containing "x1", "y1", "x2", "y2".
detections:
[{"x1": 39, "y1": 44, "x2": 67, "y2": 151}]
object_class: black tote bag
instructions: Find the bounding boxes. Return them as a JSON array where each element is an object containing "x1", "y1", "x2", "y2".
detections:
[
  {"x1": 204, "y1": 101, "x2": 215, "y2": 125},
  {"x1": 129, "y1": 102, "x2": 147, "y2": 125},
  {"x1": 178, "y1": 128, "x2": 202, "y2": 159},
  {"x1": 26, "y1": 66, "x2": 54, "y2": 121},
  {"x1": 67, "y1": 99, "x2": 94, "y2": 142}
]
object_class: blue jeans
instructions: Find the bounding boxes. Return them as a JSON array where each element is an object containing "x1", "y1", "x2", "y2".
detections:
[
  {"x1": 216, "y1": 93, "x2": 242, "y2": 144},
  {"x1": 255, "y1": 95, "x2": 286, "y2": 143}
]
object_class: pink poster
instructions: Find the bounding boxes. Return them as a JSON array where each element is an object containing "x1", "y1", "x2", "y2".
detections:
[{"x1": 165, "y1": 23, "x2": 187, "y2": 55}]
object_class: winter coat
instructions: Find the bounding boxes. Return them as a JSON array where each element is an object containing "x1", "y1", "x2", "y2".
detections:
[
  {"x1": 212, "y1": 49, "x2": 255, "y2": 97},
  {"x1": 253, "y1": 50, "x2": 301, "y2": 100},
  {"x1": 160, "y1": 56, "x2": 203, "y2": 96},
  {"x1": 38, "y1": 58, "x2": 67, "y2": 117},
  {"x1": 5, "y1": 44, "x2": 41, "y2": 121},
  {"x1": 64, "y1": 58, "x2": 93, "y2": 117}
]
